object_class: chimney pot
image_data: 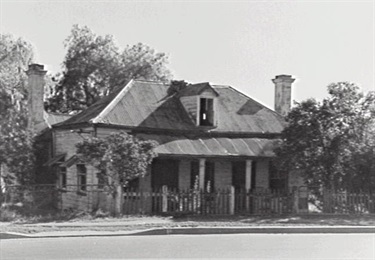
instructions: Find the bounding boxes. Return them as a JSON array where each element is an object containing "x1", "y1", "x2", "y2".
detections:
[{"x1": 26, "y1": 64, "x2": 46, "y2": 75}]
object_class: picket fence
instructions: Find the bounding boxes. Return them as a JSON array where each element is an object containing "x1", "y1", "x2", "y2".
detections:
[
  {"x1": 3, "y1": 185, "x2": 375, "y2": 215},
  {"x1": 122, "y1": 187, "x2": 294, "y2": 215},
  {"x1": 323, "y1": 190, "x2": 375, "y2": 214}
]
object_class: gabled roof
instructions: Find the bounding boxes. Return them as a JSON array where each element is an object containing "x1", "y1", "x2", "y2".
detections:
[
  {"x1": 55, "y1": 80, "x2": 286, "y2": 134},
  {"x1": 178, "y1": 82, "x2": 219, "y2": 97}
]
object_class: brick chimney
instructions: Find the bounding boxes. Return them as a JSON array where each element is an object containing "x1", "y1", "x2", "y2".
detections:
[
  {"x1": 272, "y1": 75, "x2": 295, "y2": 117},
  {"x1": 26, "y1": 64, "x2": 47, "y2": 133}
]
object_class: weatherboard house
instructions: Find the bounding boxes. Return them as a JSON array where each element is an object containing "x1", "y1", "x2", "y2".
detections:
[{"x1": 28, "y1": 64, "x2": 303, "y2": 213}]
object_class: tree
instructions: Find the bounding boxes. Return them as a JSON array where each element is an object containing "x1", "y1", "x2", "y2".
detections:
[
  {"x1": 276, "y1": 82, "x2": 375, "y2": 196},
  {"x1": 46, "y1": 25, "x2": 172, "y2": 113},
  {"x1": 0, "y1": 34, "x2": 36, "y2": 185},
  {"x1": 76, "y1": 132, "x2": 158, "y2": 215}
]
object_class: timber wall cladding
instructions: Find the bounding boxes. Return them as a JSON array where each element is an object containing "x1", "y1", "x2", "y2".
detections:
[
  {"x1": 256, "y1": 159, "x2": 270, "y2": 189},
  {"x1": 215, "y1": 160, "x2": 232, "y2": 188},
  {"x1": 178, "y1": 160, "x2": 191, "y2": 190},
  {"x1": 55, "y1": 129, "x2": 98, "y2": 211}
]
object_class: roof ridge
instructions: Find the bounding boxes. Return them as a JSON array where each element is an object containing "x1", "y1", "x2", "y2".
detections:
[
  {"x1": 132, "y1": 79, "x2": 169, "y2": 85},
  {"x1": 91, "y1": 80, "x2": 135, "y2": 124},
  {"x1": 46, "y1": 111, "x2": 73, "y2": 116},
  {"x1": 212, "y1": 85, "x2": 231, "y2": 88}
]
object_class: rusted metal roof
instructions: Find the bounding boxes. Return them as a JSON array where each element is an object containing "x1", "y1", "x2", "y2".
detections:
[
  {"x1": 55, "y1": 80, "x2": 286, "y2": 134},
  {"x1": 137, "y1": 134, "x2": 277, "y2": 158}
]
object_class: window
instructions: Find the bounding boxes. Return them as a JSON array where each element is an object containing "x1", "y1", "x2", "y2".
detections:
[
  {"x1": 59, "y1": 166, "x2": 67, "y2": 189},
  {"x1": 199, "y1": 98, "x2": 214, "y2": 126},
  {"x1": 269, "y1": 161, "x2": 287, "y2": 191},
  {"x1": 77, "y1": 164, "x2": 87, "y2": 192},
  {"x1": 97, "y1": 170, "x2": 106, "y2": 189}
]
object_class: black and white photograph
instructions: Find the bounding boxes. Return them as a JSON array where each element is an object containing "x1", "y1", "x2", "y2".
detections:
[{"x1": 0, "y1": 0, "x2": 374, "y2": 259}]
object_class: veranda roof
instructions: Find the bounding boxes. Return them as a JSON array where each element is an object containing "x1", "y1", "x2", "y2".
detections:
[
  {"x1": 43, "y1": 153, "x2": 66, "y2": 166},
  {"x1": 137, "y1": 134, "x2": 278, "y2": 158}
]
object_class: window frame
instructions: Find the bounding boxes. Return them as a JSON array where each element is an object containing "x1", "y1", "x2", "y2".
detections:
[
  {"x1": 199, "y1": 97, "x2": 215, "y2": 126},
  {"x1": 76, "y1": 164, "x2": 87, "y2": 193},
  {"x1": 58, "y1": 166, "x2": 67, "y2": 190}
]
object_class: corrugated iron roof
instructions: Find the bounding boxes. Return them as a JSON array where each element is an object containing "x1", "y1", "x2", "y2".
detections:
[
  {"x1": 55, "y1": 80, "x2": 285, "y2": 134},
  {"x1": 43, "y1": 153, "x2": 66, "y2": 166},
  {"x1": 137, "y1": 134, "x2": 277, "y2": 157},
  {"x1": 53, "y1": 85, "x2": 125, "y2": 127}
]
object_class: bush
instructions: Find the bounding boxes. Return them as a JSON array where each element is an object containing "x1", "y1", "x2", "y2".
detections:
[{"x1": 0, "y1": 205, "x2": 22, "y2": 222}]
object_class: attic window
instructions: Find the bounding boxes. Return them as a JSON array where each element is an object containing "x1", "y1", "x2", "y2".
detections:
[{"x1": 199, "y1": 98, "x2": 214, "y2": 126}]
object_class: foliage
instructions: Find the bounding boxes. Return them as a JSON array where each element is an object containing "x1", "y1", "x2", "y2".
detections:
[
  {"x1": 46, "y1": 24, "x2": 172, "y2": 113},
  {"x1": 276, "y1": 82, "x2": 375, "y2": 194},
  {"x1": 0, "y1": 34, "x2": 36, "y2": 185},
  {"x1": 76, "y1": 132, "x2": 158, "y2": 187}
]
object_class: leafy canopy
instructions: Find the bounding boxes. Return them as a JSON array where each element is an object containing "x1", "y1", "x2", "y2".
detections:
[
  {"x1": 0, "y1": 34, "x2": 36, "y2": 185},
  {"x1": 46, "y1": 25, "x2": 172, "y2": 113},
  {"x1": 276, "y1": 82, "x2": 375, "y2": 192},
  {"x1": 76, "y1": 132, "x2": 158, "y2": 186}
]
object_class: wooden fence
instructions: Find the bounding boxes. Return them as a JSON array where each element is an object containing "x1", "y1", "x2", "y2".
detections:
[
  {"x1": 323, "y1": 190, "x2": 375, "y2": 214},
  {"x1": 3, "y1": 185, "x2": 374, "y2": 216},
  {"x1": 123, "y1": 187, "x2": 295, "y2": 215}
]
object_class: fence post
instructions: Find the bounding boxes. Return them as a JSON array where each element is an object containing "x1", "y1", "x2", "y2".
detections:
[
  {"x1": 229, "y1": 186, "x2": 235, "y2": 215},
  {"x1": 115, "y1": 184, "x2": 123, "y2": 216},
  {"x1": 245, "y1": 188, "x2": 250, "y2": 212},
  {"x1": 162, "y1": 185, "x2": 168, "y2": 213},
  {"x1": 292, "y1": 187, "x2": 299, "y2": 214}
]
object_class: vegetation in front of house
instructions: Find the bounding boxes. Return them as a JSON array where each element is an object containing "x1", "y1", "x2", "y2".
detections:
[
  {"x1": 0, "y1": 34, "x2": 37, "y2": 186},
  {"x1": 76, "y1": 132, "x2": 158, "y2": 214},
  {"x1": 276, "y1": 82, "x2": 375, "y2": 204}
]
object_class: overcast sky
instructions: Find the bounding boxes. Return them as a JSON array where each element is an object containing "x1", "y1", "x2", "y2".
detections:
[{"x1": 1, "y1": 0, "x2": 374, "y2": 110}]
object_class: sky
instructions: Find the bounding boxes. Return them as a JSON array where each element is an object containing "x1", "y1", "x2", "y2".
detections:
[{"x1": 1, "y1": 0, "x2": 374, "y2": 110}]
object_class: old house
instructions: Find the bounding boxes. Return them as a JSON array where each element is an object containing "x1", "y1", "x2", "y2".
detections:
[{"x1": 28, "y1": 64, "x2": 304, "y2": 214}]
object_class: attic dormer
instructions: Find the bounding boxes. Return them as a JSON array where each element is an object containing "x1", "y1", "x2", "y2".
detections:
[{"x1": 178, "y1": 82, "x2": 219, "y2": 127}]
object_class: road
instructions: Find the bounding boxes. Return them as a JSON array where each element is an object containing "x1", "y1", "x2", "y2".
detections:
[{"x1": 1, "y1": 233, "x2": 374, "y2": 259}]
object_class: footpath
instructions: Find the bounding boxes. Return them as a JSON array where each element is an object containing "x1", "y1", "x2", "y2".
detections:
[{"x1": 1, "y1": 215, "x2": 375, "y2": 239}]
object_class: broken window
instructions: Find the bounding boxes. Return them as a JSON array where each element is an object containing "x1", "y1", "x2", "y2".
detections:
[{"x1": 199, "y1": 98, "x2": 214, "y2": 126}]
